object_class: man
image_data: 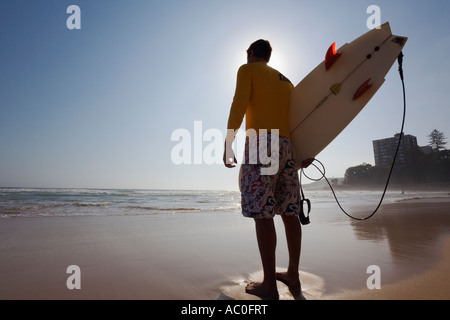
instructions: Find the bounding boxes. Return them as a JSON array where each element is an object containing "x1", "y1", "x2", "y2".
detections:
[{"x1": 223, "y1": 39, "x2": 304, "y2": 300}]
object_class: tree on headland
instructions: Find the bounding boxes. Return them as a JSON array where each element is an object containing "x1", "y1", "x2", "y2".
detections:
[
  {"x1": 344, "y1": 163, "x2": 377, "y2": 185},
  {"x1": 428, "y1": 129, "x2": 447, "y2": 151}
]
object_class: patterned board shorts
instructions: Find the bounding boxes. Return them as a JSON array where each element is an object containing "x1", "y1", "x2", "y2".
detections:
[{"x1": 240, "y1": 133, "x2": 301, "y2": 219}]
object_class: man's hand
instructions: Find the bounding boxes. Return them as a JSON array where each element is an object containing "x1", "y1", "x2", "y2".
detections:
[
  {"x1": 301, "y1": 158, "x2": 315, "y2": 168},
  {"x1": 223, "y1": 141, "x2": 237, "y2": 168}
]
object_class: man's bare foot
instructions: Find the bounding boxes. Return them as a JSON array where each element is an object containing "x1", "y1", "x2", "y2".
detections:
[
  {"x1": 276, "y1": 272, "x2": 301, "y2": 288},
  {"x1": 276, "y1": 272, "x2": 305, "y2": 300},
  {"x1": 245, "y1": 282, "x2": 279, "y2": 300}
]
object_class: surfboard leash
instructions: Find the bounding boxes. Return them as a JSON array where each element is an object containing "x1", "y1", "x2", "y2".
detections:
[{"x1": 299, "y1": 52, "x2": 406, "y2": 223}]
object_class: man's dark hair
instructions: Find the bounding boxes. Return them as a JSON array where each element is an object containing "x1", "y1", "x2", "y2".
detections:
[{"x1": 247, "y1": 39, "x2": 272, "y2": 62}]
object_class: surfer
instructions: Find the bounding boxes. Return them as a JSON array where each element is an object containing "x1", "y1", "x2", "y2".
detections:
[{"x1": 223, "y1": 40, "x2": 311, "y2": 299}]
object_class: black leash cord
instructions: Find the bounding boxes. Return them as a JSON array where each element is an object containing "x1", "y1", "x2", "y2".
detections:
[{"x1": 301, "y1": 52, "x2": 406, "y2": 221}]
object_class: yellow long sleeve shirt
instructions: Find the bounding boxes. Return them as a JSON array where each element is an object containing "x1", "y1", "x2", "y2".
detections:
[{"x1": 226, "y1": 62, "x2": 293, "y2": 141}]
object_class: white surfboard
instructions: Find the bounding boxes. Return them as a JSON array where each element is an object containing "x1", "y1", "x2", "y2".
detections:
[{"x1": 290, "y1": 22, "x2": 407, "y2": 169}]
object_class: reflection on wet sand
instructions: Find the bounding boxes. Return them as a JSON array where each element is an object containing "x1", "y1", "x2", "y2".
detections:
[{"x1": 350, "y1": 198, "x2": 450, "y2": 269}]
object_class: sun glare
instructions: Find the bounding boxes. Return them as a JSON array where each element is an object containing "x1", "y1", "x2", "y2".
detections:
[
  {"x1": 269, "y1": 51, "x2": 288, "y2": 74},
  {"x1": 256, "y1": 36, "x2": 290, "y2": 74}
]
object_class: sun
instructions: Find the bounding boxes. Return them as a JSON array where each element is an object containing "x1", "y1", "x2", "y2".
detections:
[{"x1": 268, "y1": 50, "x2": 288, "y2": 73}]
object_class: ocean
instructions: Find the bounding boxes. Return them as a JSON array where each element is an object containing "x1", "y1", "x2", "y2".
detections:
[
  {"x1": 0, "y1": 187, "x2": 445, "y2": 219},
  {"x1": 0, "y1": 188, "x2": 242, "y2": 218}
]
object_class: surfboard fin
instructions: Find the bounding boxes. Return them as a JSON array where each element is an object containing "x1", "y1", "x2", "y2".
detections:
[
  {"x1": 325, "y1": 42, "x2": 341, "y2": 70},
  {"x1": 353, "y1": 78, "x2": 372, "y2": 100}
]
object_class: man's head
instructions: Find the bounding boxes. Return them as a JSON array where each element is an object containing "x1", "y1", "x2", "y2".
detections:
[{"x1": 247, "y1": 39, "x2": 272, "y2": 63}]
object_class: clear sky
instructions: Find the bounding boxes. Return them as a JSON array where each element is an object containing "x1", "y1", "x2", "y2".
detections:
[{"x1": 0, "y1": 0, "x2": 449, "y2": 190}]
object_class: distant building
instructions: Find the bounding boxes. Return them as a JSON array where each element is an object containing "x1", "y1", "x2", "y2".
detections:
[{"x1": 373, "y1": 133, "x2": 418, "y2": 167}]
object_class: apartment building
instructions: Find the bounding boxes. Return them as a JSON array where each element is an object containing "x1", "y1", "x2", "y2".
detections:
[{"x1": 372, "y1": 133, "x2": 418, "y2": 167}]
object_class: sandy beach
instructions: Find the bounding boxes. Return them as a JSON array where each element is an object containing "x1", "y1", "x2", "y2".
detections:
[
  {"x1": 0, "y1": 196, "x2": 449, "y2": 300},
  {"x1": 328, "y1": 237, "x2": 450, "y2": 300},
  {"x1": 327, "y1": 197, "x2": 450, "y2": 300}
]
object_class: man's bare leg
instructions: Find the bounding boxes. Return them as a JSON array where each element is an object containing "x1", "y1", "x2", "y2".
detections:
[
  {"x1": 277, "y1": 215, "x2": 302, "y2": 290},
  {"x1": 245, "y1": 217, "x2": 279, "y2": 299}
]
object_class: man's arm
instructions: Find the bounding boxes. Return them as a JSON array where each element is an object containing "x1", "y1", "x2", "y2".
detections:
[
  {"x1": 227, "y1": 65, "x2": 251, "y2": 132},
  {"x1": 223, "y1": 65, "x2": 251, "y2": 168}
]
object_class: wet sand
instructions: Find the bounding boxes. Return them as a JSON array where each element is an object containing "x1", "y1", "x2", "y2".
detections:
[
  {"x1": 0, "y1": 197, "x2": 449, "y2": 300},
  {"x1": 329, "y1": 237, "x2": 450, "y2": 300},
  {"x1": 328, "y1": 197, "x2": 450, "y2": 300}
]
